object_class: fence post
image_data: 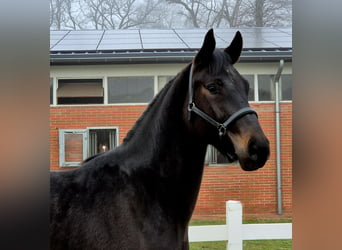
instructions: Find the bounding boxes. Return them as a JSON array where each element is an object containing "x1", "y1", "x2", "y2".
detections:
[{"x1": 226, "y1": 201, "x2": 243, "y2": 250}]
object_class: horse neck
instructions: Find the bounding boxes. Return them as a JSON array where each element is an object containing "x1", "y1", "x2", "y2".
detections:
[
  {"x1": 123, "y1": 65, "x2": 207, "y2": 162},
  {"x1": 122, "y1": 65, "x2": 208, "y2": 219}
]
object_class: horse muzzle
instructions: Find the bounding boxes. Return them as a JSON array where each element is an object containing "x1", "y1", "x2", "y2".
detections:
[
  {"x1": 239, "y1": 136, "x2": 270, "y2": 171},
  {"x1": 228, "y1": 131, "x2": 270, "y2": 171}
]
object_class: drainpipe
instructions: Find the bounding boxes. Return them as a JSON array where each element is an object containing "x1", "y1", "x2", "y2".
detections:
[{"x1": 273, "y1": 59, "x2": 284, "y2": 215}]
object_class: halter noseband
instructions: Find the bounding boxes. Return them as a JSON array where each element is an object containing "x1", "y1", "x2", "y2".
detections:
[{"x1": 188, "y1": 63, "x2": 258, "y2": 137}]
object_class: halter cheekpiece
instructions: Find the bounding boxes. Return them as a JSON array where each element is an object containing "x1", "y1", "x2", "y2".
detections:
[{"x1": 188, "y1": 63, "x2": 258, "y2": 137}]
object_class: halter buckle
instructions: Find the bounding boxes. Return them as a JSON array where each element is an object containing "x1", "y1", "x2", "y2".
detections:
[
  {"x1": 188, "y1": 102, "x2": 195, "y2": 112},
  {"x1": 218, "y1": 124, "x2": 227, "y2": 137},
  {"x1": 188, "y1": 103, "x2": 194, "y2": 121}
]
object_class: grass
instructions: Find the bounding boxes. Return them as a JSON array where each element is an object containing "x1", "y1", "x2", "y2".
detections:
[
  {"x1": 190, "y1": 220, "x2": 226, "y2": 226},
  {"x1": 190, "y1": 241, "x2": 226, "y2": 250},
  {"x1": 189, "y1": 218, "x2": 292, "y2": 250},
  {"x1": 190, "y1": 240, "x2": 292, "y2": 250}
]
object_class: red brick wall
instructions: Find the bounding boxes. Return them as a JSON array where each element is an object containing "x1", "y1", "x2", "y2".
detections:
[
  {"x1": 50, "y1": 102, "x2": 292, "y2": 217},
  {"x1": 50, "y1": 105, "x2": 146, "y2": 171}
]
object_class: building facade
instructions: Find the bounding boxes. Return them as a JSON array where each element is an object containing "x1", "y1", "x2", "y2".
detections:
[{"x1": 50, "y1": 28, "x2": 292, "y2": 218}]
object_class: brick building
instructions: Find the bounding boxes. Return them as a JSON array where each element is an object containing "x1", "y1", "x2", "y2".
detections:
[{"x1": 50, "y1": 28, "x2": 292, "y2": 218}]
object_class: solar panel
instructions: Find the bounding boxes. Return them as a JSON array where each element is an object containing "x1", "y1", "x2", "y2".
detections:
[
  {"x1": 96, "y1": 30, "x2": 142, "y2": 50},
  {"x1": 50, "y1": 28, "x2": 292, "y2": 52},
  {"x1": 50, "y1": 31, "x2": 69, "y2": 49},
  {"x1": 139, "y1": 30, "x2": 187, "y2": 49},
  {"x1": 173, "y1": 29, "x2": 208, "y2": 48}
]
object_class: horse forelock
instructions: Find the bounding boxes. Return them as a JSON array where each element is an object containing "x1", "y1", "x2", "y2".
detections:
[{"x1": 207, "y1": 49, "x2": 230, "y2": 76}]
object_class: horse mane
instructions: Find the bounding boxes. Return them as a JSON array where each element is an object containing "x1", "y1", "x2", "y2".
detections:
[{"x1": 82, "y1": 151, "x2": 106, "y2": 163}]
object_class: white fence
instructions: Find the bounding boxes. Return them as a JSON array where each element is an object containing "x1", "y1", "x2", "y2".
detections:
[{"x1": 188, "y1": 200, "x2": 292, "y2": 250}]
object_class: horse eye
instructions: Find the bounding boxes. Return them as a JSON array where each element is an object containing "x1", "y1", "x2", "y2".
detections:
[{"x1": 205, "y1": 83, "x2": 218, "y2": 94}]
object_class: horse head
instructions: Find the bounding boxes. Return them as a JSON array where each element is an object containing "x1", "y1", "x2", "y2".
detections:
[{"x1": 186, "y1": 29, "x2": 270, "y2": 171}]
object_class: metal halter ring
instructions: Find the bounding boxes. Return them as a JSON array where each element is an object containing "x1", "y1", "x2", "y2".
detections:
[
  {"x1": 188, "y1": 102, "x2": 195, "y2": 112},
  {"x1": 218, "y1": 125, "x2": 227, "y2": 137}
]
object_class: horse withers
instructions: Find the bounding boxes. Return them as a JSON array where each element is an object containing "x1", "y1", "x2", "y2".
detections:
[{"x1": 50, "y1": 29, "x2": 269, "y2": 250}]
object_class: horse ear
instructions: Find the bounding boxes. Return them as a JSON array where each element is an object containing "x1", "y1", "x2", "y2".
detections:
[
  {"x1": 194, "y1": 29, "x2": 216, "y2": 65},
  {"x1": 224, "y1": 31, "x2": 243, "y2": 64}
]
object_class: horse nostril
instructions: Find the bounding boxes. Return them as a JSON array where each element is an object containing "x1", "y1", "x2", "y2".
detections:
[
  {"x1": 248, "y1": 137, "x2": 270, "y2": 163},
  {"x1": 248, "y1": 138, "x2": 258, "y2": 161}
]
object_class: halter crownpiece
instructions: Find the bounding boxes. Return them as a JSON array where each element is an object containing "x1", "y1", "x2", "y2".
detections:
[{"x1": 188, "y1": 63, "x2": 258, "y2": 137}]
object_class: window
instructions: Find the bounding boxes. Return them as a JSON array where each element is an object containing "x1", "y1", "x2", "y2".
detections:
[
  {"x1": 88, "y1": 129, "x2": 117, "y2": 157},
  {"x1": 57, "y1": 79, "x2": 103, "y2": 105},
  {"x1": 205, "y1": 145, "x2": 230, "y2": 165},
  {"x1": 257, "y1": 74, "x2": 292, "y2": 101},
  {"x1": 51, "y1": 73, "x2": 291, "y2": 105},
  {"x1": 59, "y1": 130, "x2": 87, "y2": 167},
  {"x1": 59, "y1": 127, "x2": 118, "y2": 167},
  {"x1": 108, "y1": 77, "x2": 154, "y2": 103}
]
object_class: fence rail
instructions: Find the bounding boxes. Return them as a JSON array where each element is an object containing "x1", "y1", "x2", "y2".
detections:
[{"x1": 188, "y1": 201, "x2": 292, "y2": 250}]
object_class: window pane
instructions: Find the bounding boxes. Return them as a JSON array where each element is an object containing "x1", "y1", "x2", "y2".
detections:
[
  {"x1": 158, "y1": 76, "x2": 173, "y2": 92},
  {"x1": 243, "y1": 75, "x2": 254, "y2": 101},
  {"x1": 88, "y1": 129, "x2": 117, "y2": 157},
  {"x1": 64, "y1": 133, "x2": 84, "y2": 163},
  {"x1": 281, "y1": 74, "x2": 292, "y2": 100},
  {"x1": 108, "y1": 77, "x2": 154, "y2": 103},
  {"x1": 258, "y1": 75, "x2": 274, "y2": 101},
  {"x1": 57, "y1": 79, "x2": 103, "y2": 105}
]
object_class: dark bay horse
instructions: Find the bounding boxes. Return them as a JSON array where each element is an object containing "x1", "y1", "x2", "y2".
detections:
[{"x1": 50, "y1": 29, "x2": 269, "y2": 250}]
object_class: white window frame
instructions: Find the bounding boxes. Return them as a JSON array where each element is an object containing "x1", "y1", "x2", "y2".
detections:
[
  {"x1": 253, "y1": 74, "x2": 259, "y2": 102},
  {"x1": 59, "y1": 129, "x2": 88, "y2": 167},
  {"x1": 55, "y1": 77, "x2": 105, "y2": 106},
  {"x1": 59, "y1": 127, "x2": 119, "y2": 168},
  {"x1": 86, "y1": 126, "x2": 119, "y2": 157}
]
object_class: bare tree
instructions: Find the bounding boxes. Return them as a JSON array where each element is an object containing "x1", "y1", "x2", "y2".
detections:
[
  {"x1": 243, "y1": 0, "x2": 292, "y2": 27},
  {"x1": 146, "y1": 1, "x2": 186, "y2": 28},
  {"x1": 50, "y1": 0, "x2": 292, "y2": 29},
  {"x1": 80, "y1": 0, "x2": 161, "y2": 29},
  {"x1": 166, "y1": 0, "x2": 225, "y2": 28},
  {"x1": 134, "y1": 0, "x2": 162, "y2": 28},
  {"x1": 50, "y1": 0, "x2": 86, "y2": 29},
  {"x1": 219, "y1": 0, "x2": 246, "y2": 27},
  {"x1": 166, "y1": 0, "x2": 200, "y2": 27},
  {"x1": 164, "y1": 0, "x2": 291, "y2": 28},
  {"x1": 50, "y1": 0, "x2": 66, "y2": 29},
  {"x1": 83, "y1": 0, "x2": 107, "y2": 29},
  {"x1": 254, "y1": 0, "x2": 264, "y2": 26},
  {"x1": 64, "y1": 0, "x2": 85, "y2": 29}
]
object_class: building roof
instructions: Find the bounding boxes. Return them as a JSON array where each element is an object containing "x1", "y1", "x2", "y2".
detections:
[{"x1": 50, "y1": 28, "x2": 292, "y2": 65}]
